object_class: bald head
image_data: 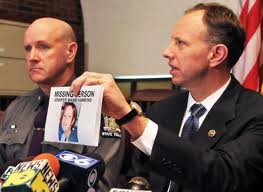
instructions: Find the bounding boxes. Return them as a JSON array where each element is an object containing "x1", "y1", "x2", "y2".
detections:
[{"x1": 26, "y1": 17, "x2": 76, "y2": 43}]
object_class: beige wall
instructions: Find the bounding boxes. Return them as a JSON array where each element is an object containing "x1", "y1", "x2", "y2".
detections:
[
  {"x1": 81, "y1": 0, "x2": 239, "y2": 76},
  {"x1": 0, "y1": 19, "x2": 35, "y2": 96}
]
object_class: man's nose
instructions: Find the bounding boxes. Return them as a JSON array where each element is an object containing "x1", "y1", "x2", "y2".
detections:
[
  {"x1": 28, "y1": 48, "x2": 39, "y2": 61},
  {"x1": 163, "y1": 43, "x2": 173, "y2": 59}
]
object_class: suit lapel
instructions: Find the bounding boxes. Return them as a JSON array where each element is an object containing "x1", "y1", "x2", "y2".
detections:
[
  {"x1": 170, "y1": 92, "x2": 189, "y2": 135},
  {"x1": 193, "y1": 76, "x2": 242, "y2": 148}
]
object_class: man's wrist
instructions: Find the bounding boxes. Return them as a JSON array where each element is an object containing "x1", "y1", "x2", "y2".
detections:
[
  {"x1": 116, "y1": 104, "x2": 132, "y2": 120},
  {"x1": 123, "y1": 115, "x2": 148, "y2": 140},
  {"x1": 115, "y1": 101, "x2": 143, "y2": 126}
]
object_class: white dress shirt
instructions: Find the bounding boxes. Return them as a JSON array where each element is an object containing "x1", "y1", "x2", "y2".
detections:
[{"x1": 132, "y1": 77, "x2": 231, "y2": 156}]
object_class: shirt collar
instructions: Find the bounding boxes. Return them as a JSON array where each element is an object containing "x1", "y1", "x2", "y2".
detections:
[{"x1": 186, "y1": 77, "x2": 231, "y2": 113}]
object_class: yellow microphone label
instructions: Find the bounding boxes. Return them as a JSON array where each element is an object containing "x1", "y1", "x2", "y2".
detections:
[
  {"x1": 2, "y1": 169, "x2": 35, "y2": 187},
  {"x1": 2, "y1": 160, "x2": 59, "y2": 192},
  {"x1": 31, "y1": 172, "x2": 50, "y2": 192}
]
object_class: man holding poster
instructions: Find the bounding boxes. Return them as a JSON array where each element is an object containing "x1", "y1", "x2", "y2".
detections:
[
  {"x1": 71, "y1": 2, "x2": 263, "y2": 192},
  {"x1": 0, "y1": 17, "x2": 125, "y2": 192}
]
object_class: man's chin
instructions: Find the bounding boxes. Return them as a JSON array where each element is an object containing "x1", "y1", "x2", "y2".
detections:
[
  {"x1": 171, "y1": 78, "x2": 182, "y2": 87},
  {"x1": 30, "y1": 76, "x2": 47, "y2": 85}
]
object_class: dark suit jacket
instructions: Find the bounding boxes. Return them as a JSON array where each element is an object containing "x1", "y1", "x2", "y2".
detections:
[{"x1": 139, "y1": 76, "x2": 263, "y2": 192}]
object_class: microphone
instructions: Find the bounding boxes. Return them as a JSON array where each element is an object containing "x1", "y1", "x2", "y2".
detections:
[
  {"x1": 0, "y1": 156, "x2": 35, "y2": 176},
  {"x1": 56, "y1": 150, "x2": 105, "y2": 192},
  {"x1": 127, "y1": 176, "x2": 150, "y2": 190},
  {"x1": 0, "y1": 159, "x2": 24, "y2": 190},
  {"x1": 110, "y1": 189, "x2": 151, "y2": 192},
  {"x1": 0, "y1": 157, "x2": 35, "y2": 183},
  {"x1": 110, "y1": 176, "x2": 151, "y2": 192},
  {"x1": 33, "y1": 153, "x2": 60, "y2": 177},
  {"x1": 1, "y1": 153, "x2": 60, "y2": 192}
]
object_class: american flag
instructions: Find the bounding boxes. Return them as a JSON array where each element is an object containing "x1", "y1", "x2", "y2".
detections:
[{"x1": 232, "y1": 0, "x2": 262, "y2": 92}]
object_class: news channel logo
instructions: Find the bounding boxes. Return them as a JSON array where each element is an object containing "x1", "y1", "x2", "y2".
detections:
[{"x1": 56, "y1": 150, "x2": 100, "y2": 169}]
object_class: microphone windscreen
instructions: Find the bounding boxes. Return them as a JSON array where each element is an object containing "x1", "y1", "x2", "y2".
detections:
[
  {"x1": 109, "y1": 176, "x2": 151, "y2": 192},
  {"x1": 127, "y1": 176, "x2": 150, "y2": 190},
  {"x1": 110, "y1": 189, "x2": 151, "y2": 192},
  {"x1": 33, "y1": 153, "x2": 60, "y2": 177}
]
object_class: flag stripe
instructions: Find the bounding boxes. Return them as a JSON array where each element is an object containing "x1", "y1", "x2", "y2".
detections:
[
  {"x1": 233, "y1": 25, "x2": 261, "y2": 83},
  {"x1": 243, "y1": 53, "x2": 260, "y2": 90},
  {"x1": 239, "y1": 0, "x2": 249, "y2": 28},
  {"x1": 240, "y1": 0, "x2": 261, "y2": 45},
  {"x1": 233, "y1": 0, "x2": 261, "y2": 91}
]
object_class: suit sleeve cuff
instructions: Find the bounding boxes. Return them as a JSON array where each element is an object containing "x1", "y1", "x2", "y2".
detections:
[{"x1": 132, "y1": 119, "x2": 158, "y2": 156}]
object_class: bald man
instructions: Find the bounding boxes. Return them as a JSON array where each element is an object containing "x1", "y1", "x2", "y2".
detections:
[{"x1": 0, "y1": 18, "x2": 125, "y2": 192}]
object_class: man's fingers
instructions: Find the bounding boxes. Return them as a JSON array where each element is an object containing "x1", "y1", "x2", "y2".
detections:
[
  {"x1": 70, "y1": 72, "x2": 104, "y2": 95},
  {"x1": 70, "y1": 73, "x2": 87, "y2": 95}
]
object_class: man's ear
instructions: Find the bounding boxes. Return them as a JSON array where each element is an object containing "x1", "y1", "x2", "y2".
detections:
[
  {"x1": 66, "y1": 42, "x2": 78, "y2": 63},
  {"x1": 208, "y1": 44, "x2": 228, "y2": 68}
]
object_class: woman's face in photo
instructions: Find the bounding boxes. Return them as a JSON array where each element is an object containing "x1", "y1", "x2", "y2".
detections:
[{"x1": 61, "y1": 105, "x2": 74, "y2": 132}]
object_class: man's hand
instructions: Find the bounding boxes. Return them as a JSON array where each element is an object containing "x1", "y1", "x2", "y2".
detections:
[
  {"x1": 70, "y1": 72, "x2": 131, "y2": 119},
  {"x1": 70, "y1": 72, "x2": 148, "y2": 139}
]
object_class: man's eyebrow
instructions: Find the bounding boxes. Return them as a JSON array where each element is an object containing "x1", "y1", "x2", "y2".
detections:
[
  {"x1": 35, "y1": 40, "x2": 49, "y2": 44},
  {"x1": 171, "y1": 35, "x2": 182, "y2": 40},
  {"x1": 173, "y1": 36, "x2": 188, "y2": 43},
  {"x1": 24, "y1": 44, "x2": 31, "y2": 50}
]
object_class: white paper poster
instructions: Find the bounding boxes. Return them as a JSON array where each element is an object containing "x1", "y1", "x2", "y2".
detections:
[{"x1": 44, "y1": 86, "x2": 103, "y2": 146}]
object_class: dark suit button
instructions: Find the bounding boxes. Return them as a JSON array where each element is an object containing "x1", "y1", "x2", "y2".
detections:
[
  {"x1": 166, "y1": 161, "x2": 172, "y2": 165},
  {"x1": 172, "y1": 166, "x2": 182, "y2": 174},
  {"x1": 167, "y1": 163, "x2": 172, "y2": 168},
  {"x1": 161, "y1": 158, "x2": 167, "y2": 167},
  {"x1": 177, "y1": 169, "x2": 182, "y2": 174},
  {"x1": 165, "y1": 161, "x2": 172, "y2": 169}
]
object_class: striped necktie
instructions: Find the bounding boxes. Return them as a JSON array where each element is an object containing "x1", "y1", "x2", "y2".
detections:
[
  {"x1": 167, "y1": 104, "x2": 206, "y2": 192},
  {"x1": 181, "y1": 103, "x2": 206, "y2": 142}
]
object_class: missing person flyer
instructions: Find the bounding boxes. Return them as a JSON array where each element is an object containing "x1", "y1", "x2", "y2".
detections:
[{"x1": 44, "y1": 86, "x2": 103, "y2": 146}]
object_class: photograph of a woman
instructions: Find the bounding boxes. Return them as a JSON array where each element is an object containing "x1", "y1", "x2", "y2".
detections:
[{"x1": 58, "y1": 102, "x2": 78, "y2": 142}]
